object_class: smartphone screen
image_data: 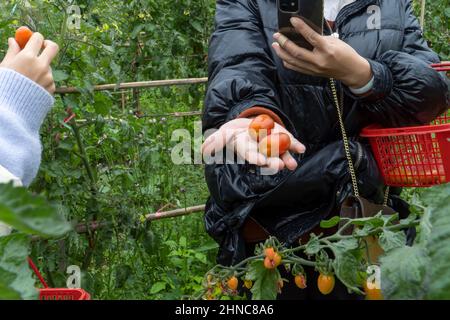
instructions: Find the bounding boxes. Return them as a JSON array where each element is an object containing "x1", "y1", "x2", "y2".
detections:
[{"x1": 277, "y1": 0, "x2": 324, "y2": 50}]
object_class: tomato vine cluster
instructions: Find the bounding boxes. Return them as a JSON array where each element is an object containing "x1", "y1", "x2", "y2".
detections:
[{"x1": 196, "y1": 212, "x2": 421, "y2": 300}]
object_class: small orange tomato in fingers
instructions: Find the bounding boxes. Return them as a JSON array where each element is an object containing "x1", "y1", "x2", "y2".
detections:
[
  {"x1": 15, "y1": 26, "x2": 34, "y2": 49},
  {"x1": 259, "y1": 133, "x2": 291, "y2": 157},
  {"x1": 249, "y1": 114, "x2": 275, "y2": 141},
  {"x1": 317, "y1": 274, "x2": 335, "y2": 295},
  {"x1": 227, "y1": 276, "x2": 238, "y2": 291}
]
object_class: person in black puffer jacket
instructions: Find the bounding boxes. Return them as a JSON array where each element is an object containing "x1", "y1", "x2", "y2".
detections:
[{"x1": 201, "y1": 0, "x2": 449, "y2": 299}]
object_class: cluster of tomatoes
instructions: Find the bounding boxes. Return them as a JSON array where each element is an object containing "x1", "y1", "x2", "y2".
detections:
[
  {"x1": 249, "y1": 115, "x2": 291, "y2": 157},
  {"x1": 222, "y1": 246, "x2": 383, "y2": 300}
]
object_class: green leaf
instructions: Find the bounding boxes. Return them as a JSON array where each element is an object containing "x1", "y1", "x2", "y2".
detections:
[
  {"x1": 351, "y1": 215, "x2": 384, "y2": 228},
  {"x1": 332, "y1": 247, "x2": 364, "y2": 295},
  {"x1": 320, "y1": 216, "x2": 340, "y2": 229},
  {"x1": 0, "y1": 183, "x2": 72, "y2": 238},
  {"x1": 424, "y1": 185, "x2": 450, "y2": 299},
  {"x1": 380, "y1": 246, "x2": 428, "y2": 300},
  {"x1": 52, "y1": 69, "x2": 69, "y2": 82},
  {"x1": 0, "y1": 269, "x2": 21, "y2": 300},
  {"x1": 115, "y1": 264, "x2": 132, "y2": 288},
  {"x1": 333, "y1": 238, "x2": 359, "y2": 251},
  {"x1": 381, "y1": 213, "x2": 399, "y2": 227},
  {"x1": 247, "y1": 260, "x2": 280, "y2": 300},
  {"x1": 0, "y1": 234, "x2": 37, "y2": 300},
  {"x1": 379, "y1": 229, "x2": 406, "y2": 252},
  {"x1": 304, "y1": 234, "x2": 321, "y2": 255},
  {"x1": 150, "y1": 281, "x2": 166, "y2": 294},
  {"x1": 93, "y1": 93, "x2": 111, "y2": 116}
]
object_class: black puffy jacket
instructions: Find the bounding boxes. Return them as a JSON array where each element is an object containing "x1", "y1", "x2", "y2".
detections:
[{"x1": 202, "y1": 0, "x2": 449, "y2": 266}]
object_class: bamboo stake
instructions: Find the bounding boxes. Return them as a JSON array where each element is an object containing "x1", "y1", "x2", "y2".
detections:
[
  {"x1": 30, "y1": 205, "x2": 207, "y2": 240},
  {"x1": 55, "y1": 77, "x2": 208, "y2": 94},
  {"x1": 145, "y1": 205, "x2": 206, "y2": 221},
  {"x1": 420, "y1": 0, "x2": 426, "y2": 30},
  {"x1": 73, "y1": 111, "x2": 202, "y2": 124}
]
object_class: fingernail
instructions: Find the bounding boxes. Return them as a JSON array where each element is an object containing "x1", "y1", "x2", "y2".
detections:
[{"x1": 273, "y1": 33, "x2": 280, "y2": 40}]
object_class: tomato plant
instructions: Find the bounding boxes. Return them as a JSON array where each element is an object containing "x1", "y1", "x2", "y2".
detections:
[{"x1": 195, "y1": 183, "x2": 450, "y2": 300}]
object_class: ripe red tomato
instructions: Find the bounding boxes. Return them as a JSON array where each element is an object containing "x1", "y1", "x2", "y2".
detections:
[
  {"x1": 249, "y1": 114, "x2": 275, "y2": 141},
  {"x1": 258, "y1": 133, "x2": 291, "y2": 157},
  {"x1": 15, "y1": 26, "x2": 33, "y2": 49}
]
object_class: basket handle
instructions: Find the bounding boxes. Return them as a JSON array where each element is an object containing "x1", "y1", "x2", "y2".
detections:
[
  {"x1": 27, "y1": 257, "x2": 49, "y2": 288},
  {"x1": 431, "y1": 62, "x2": 450, "y2": 72}
]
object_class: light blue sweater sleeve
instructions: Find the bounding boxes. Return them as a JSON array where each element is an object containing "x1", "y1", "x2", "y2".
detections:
[{"x1": 0, "y1": 68, "x2": 54, "y2": 186}]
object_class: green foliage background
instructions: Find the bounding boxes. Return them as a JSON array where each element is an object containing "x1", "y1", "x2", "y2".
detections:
[{"x1": 0, "y1": 0, "x2": 448, "y2": 300}]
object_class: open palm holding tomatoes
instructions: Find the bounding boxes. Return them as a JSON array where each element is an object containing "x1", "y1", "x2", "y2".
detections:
[
  {"x1": 0, "y1": 27, "x2": 59, "y2": 94},
  {"x1": 202, "y1": 115, "x2": 305, "y2": 173}
]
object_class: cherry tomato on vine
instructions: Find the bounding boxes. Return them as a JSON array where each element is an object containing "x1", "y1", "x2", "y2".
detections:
[
  {"x1": 249, "y1": 114, "x2": 275, "y2": 141},
  {"x1": 317, "y1": 274, "x2": 335, "y2": 295},
  {"x1": 244, "y1": 280, "x2": 253, "y2": 289},
  {"x1": 263, "y1": 252, "x2": 282, "y2": 270},
  {"x1": 363, "y1": 280, "x2": 383, "y2": 300},
  {"x1": 258, "y1": 133, "x2": 291, "y2": 157},
  {"x1": 227, "y1": 276, "x2": 238, "y2": 291},
  {"x1": 264, "y1": 247, "x2": 276, "y2": 259},
  {"x1": 295, "y1": 274, "x2": 307, "y2": 289},
  {"x1": 15, "y1": 26, "x2": 33, "y2": 49}
]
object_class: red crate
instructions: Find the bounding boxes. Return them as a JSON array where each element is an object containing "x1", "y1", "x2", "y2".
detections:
[
  {"x1": 28, "y1": 258, "x2": 91, "y2": 301},
  {"x1": 361, "y1": 113, "x2": 450, "y2": 187}
]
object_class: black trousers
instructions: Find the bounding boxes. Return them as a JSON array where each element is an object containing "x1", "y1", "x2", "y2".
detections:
[{"x1": 242, "y1": 243, "x2": 362, "y2": 300}]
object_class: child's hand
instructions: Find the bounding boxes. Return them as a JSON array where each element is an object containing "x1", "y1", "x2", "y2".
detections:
[{"x1": 0, "y1": 33, "x2": 59, "y2": 94}]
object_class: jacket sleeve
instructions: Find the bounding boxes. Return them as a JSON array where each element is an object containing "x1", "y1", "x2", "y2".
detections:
[
  {"x1": 203, "y1": 0, "x2": 290, "y2": 132},
  {"x1": 348, "y1": 0, "x2": 449, "y2": 127},
  {"x1": 0, "y1": 68, "x2": 54, "y2": 187}
]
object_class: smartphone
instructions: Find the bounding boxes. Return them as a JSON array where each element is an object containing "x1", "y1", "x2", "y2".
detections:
[{"x1": 277, "y1": 0, "x2": 324, "y2": 50}]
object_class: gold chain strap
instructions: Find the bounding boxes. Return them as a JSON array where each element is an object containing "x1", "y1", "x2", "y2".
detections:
[
  {"x1": 329, "y1": 78, "x2": 390, "y2": 205},
  {"x1": 329, "y1": 78, "x2": 360, "y2": 197}
]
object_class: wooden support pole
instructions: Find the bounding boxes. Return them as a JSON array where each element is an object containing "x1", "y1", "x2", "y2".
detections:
[
  {"x1": 55, "y1": 77, "x2": 208, "y2": 94},
  {"x1": 30, "y1": 205, "x2": 207, "y2": 240},
  {"x1": 420, "y1": 0, "x2": 426, "y2": 30},
  {"x1": 145, "y1": 205, "x2": 206, "y2": 221}
]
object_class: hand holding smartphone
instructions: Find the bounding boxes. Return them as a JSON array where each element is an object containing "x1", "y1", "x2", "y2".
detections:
[{"x1": 277, "y1": 0, "x2": 324, "y2": 50}]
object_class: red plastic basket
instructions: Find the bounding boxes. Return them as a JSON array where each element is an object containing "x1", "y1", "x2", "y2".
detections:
[
  {"x1": 361, "y1": 113, "x2": 450, "y2": 187},
  {"x1": 28, "y1": 258, "x2": 91, "y2": 301},
  {"x1": 360, "y1": 62, "x2": 450, "y2": 188}
]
